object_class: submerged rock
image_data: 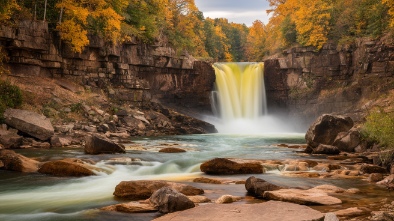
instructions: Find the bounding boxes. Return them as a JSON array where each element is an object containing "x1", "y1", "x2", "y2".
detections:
[
  {"x1": 38, "y1": 159, "x2": 96, "y2": 177},
  {"x1": 200, "y1": 158, "x2": 264, "y2": 175},
  {"x1": 84, "y1": 134, "x2": 125, "y2": 154},
  {"x1": 0, "y1": 149, "x2": 40, "y2": 172},
  {"x1": 149, "y1": 187, "x2": 195, "y2": 213},
  {"x1": 113, "y1": 180, "x2": 204, "y2": 200},
  {"x1": 153, "y1": 201, "x2": 325, "y2": 221},
  {"x1": 4, "y1": 108, "x2": 54, "y2": 141},
  {"x1": 215, "y1": 195, "x2": 242, "y2": 204}
]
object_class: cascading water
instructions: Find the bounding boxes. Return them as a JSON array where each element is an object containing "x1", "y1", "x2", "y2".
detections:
[{"x1": 210, "y1": 62, "x2": 292, "y2": 134}]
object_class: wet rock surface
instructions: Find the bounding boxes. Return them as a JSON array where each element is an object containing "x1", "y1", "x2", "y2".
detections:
[
  {"x1": 0, "y1": 149, "x2": 40, "y2": 172},
  {"x1": 38, "y1": 158, "x2": 96, "y2": 177},
  {"x1": 84, "y1": 134, "x2": 126, "y2": 154},
  {"x1": 149, "y1": 187, "x2": 195, "y2": 213}
]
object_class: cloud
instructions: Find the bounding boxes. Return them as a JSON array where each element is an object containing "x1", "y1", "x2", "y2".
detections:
[{"x1": 195, "y1": 0, "x2": 272, "y2": 26}]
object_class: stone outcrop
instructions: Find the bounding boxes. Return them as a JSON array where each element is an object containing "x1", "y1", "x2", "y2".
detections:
[
  {"x1": 159, "y1": 147, "x2": 186, "y2": 153},
  {"x1": 149, "y1": 187, "x2": 195, "y2": 213},
  {"x1": 153, "y1": 201, "x2": 325, "y2": 221},
  {"x1": 38, "y1": 158, "x2": 96, "y2": 177},
  {"x1": 113, "y1": 180, "x2": 203, "y2": 200},
  {"x1": 0, "y1": 149, "x2": 40, "y2": 172},
  {"x1": 84, "y1": 134, "x2": 126, "y2": 154},
  {"x1": 4, "y1": 109, "x2": 54, "y2": 141},
  {"x1": 200, "y1": 158, "x2": 264, "y2": 175},
  {"x1": 245, "y1": 176, "x2": 283, "y2": 196}
]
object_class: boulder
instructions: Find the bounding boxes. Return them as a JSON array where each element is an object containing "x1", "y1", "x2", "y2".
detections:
[
  {"x1": 0, "y1": 149, "x2": 40, "y2": 172},
  {"x1": 193, "y1": 177, "x2": 222, "y2": 184},
  {"x1": 200, "y1": 158, "x2": 264, "y2": 175},
  {"x1": 113, "y1": 180, "x2": 204, "y2": 200},
  {"x1": 245, "y1": 176, "x2": 282, "y2": 196},
  {"x1": 50, "y1": 135, "x2": 72, "y2": 147},
  {"x1": 0, "y1": 128, "x2": 22, "y2": 148},
  {"x1": 324, "y1": 213, "x2": 340, "y2": 221},
  {"x1": 159, "y1": 147, "x2": 186, "y2": 153},
  {"x1": 333, "y1": 129, "x2": 361, "y2": 152},
  {"x1": 153, "y1": 201, "x2": 325, "y2": 221},
  {"x1": 100, "y1": 202, "x2": 157, "y2": 213},
  {"x1": 84, "y1": 134, "x2": 125, "y2": 154},
  {"x1": 334, "y1": 207, "x2": 368, "y2": 218},
  {"x1": 369, "y1": 173, "x2": 384, "y2": 182},
  {"x1": 312, "y1": 144, "x2": 340, "y2": 155},
  {"x1": 263, "y1": 188, "x2": 342, "y2": 205},
  {"x1": 4, "y1": 109, "x2": 54, "y2": 141},
  {"x1": 305, "y1": 114, "x2": 353, "y2": 151},
  {"x1": 149, "y1": 187, "x2": 195, "y2": 213},
  {"x1": 38, "y1": 159, "x2": 96, "y2": 177}
]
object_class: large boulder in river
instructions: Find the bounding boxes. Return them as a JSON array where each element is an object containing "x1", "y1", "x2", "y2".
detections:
[
  {"x1": 0, "y1": 149, "x2": 40, "y2": 172},
  {"x1": 305, "y1": 114, "x2": 353, "y2": 152},
  {"x1": 38, "y1": 158, "x2": 96, "y2": 177},
  {"x1": 333, "y1": 129, "x2": 361, "y2": 152},
  {"x1": 245, "y1": 176, "x2": 283, "y2": 196},
  {"x1": 84, "y1": 134, "x2": 125, "y2": 154},
  {"x1": 149, "y1": 187, "x2": 195, "y2": 213},
  {"x1": 200, "y1": 158, "x2": 264, "y2": 175},
  {"x1": 4, "y1": 109, "x2": 54, "y2": 141},
  {"x1": 113, "y1": 180, "x2": 204, "y2": 200}
]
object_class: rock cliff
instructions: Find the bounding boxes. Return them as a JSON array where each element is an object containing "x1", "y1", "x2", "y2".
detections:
[
  {"x1": 264, "y1": 38, "x2": 394, "y2": 128},
  {"x1": 0, "y1": 20, "x2": 214, "y2": 113}
]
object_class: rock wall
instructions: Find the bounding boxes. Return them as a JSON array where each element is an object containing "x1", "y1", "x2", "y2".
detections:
[
  {"x1": 265, "y1": 38, "x2": 394, "y2": 128},
  {"x1": 0, "y1": 20, "x2": 215, "y2": 113}
]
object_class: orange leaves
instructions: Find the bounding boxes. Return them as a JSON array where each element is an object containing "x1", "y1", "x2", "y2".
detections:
[
  {"x1": 56, "y1": 20, "x2": 89, "y2": 53},
  {"x1": 383, "y1": 0, "x2": 394, "y2": 28}
]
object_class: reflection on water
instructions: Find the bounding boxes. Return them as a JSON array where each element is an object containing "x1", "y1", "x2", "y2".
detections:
[{"x1": 0, "y1": 134, "x2": 392, "y2": 220}]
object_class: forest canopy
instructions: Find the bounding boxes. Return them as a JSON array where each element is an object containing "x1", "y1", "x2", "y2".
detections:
[{"x1": 1, "y1": 0, "x2": 394, "y2": 61}]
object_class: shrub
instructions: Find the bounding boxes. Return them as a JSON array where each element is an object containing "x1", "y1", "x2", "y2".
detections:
[
  {"x1": 362, "y1": 108, "x2": 394, "y2": 149},
  {"x1": 0, "y1": 80, "x2": 23, "y2": 122}
]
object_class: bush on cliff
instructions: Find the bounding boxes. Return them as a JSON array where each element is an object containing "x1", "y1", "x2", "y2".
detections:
[
  {"x1": 0, "y1": 80, "x2": 22, "y2": 122},
  {"x1": 362, "y1": 109, "x2": 394, "y2": 147}
]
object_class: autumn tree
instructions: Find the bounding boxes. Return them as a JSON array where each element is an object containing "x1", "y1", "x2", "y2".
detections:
[
  {"x1": 0, "y1": 0, "x2": 20, "y2": 23},
  {"x1": 245, "y1": 20, "x2": 267, "y2": 61}
]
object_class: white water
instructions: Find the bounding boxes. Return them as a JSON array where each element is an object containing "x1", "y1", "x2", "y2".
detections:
[{"x1": 210, "y1": 62, "x2": 296, "y2": 134}]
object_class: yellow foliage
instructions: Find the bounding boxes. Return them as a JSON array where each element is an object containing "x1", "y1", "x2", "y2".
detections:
[
  {"x1": 57, "y1": 20, "x2": 89, "y2": 53},
  {"x1": 0, "y1": 0, "x2": 20, "y2": 22},
  {"x1": 383, "y1": 0, "x2": 394, "y2": 27}
]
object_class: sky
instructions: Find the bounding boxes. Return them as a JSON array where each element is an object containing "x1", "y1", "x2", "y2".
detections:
[{"x1": 194, "y1": 0, "x2": 272, "y2": 27}]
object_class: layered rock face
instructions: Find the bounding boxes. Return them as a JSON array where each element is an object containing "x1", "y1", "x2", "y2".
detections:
[
  {"x1": 265, "y1": 38, "x2": 394, "y2": 128},
  {"x1": 0, "y1": 20, "x2": 214, "y2": 113}
]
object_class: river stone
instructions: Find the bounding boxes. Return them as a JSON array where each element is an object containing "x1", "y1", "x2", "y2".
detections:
[
  {"x1": 305, "y1": 114, "x2": 353, "y2": 151},
  {"x1": 360, "y1": 164, "x2": 387, "y2": 174},
  {"x1": 200, "y1": 158, "x2": 264, "y2": 175},
  {"x1": 215, "y1": 195, "x2": 242, "y2": 204},
  {"x1": 245, "y1": 176, "x2": 282, "y2": 196},
  {"x1": 187, "y1": 195, "x2": 211, "y2": 203},
  {"x1": 153, "y1": 201, "x2": 324, "y2": 221},
  {"x1": 38, "y1": 159, "x2": 96, "y2": 177},
  {"x1": 0, "y1": 149, "x2": 40, "y2": 172},
  {"x1": 312, "y1": 144, "x2": 340, "y2": 155},
  {"x1": 0, "y1": 128, "x2": 22, "y2": 148},
  {"x1": 84, "y1": 134, "x2": 125, "y2": 154},
  {"x1": 263, "y1": 188, "x2": 342, "y2": 205},
  {"x1": 113, "y1": 180, "x2": 204, "y2": 200},
  {"x1": 100, "y1": 202, "x2": 157, "y2": 213},
  {"x1": 159, "y1": 147, "x2": 186, "y2": 153},
  {"x1": 149, "y1": 187, "x2": 195, "y2": 213},
  {"x1": 4, "y1": 108, "x2": 54, "y2": 141},
  {"x1": 324, "y1": 213, "x2": 340, "y2": 221},
  {"x1": 193, "y1": 177, "x2": 222, "y2": 184},
  {"x1": 334, "y1": 207, "x2": 368, "y2": 217}
]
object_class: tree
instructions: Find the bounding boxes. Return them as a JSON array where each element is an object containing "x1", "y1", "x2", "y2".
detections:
[
  {"x1": 0, "y1": 0, "x2": 20, "y2": 23},
  {"x1": 245, "y1": 20, "x2": 267, "y2": 61}
]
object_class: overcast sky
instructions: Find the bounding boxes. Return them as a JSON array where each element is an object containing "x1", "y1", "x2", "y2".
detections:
[{"x1": 194, "y1": 0, "x2": 271, "y2": 27}]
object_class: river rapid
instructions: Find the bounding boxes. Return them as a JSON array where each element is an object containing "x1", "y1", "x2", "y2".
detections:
[{"x1": 0, "y1": 133, "x2": 393, "y2": 221}]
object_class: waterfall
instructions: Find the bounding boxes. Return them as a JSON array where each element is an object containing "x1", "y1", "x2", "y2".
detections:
[
  {"x1": 210, "y1": 62, "x2": 290, "y2": 134},
  {"x1": 212, "y1": 62, "x2": 267, "y2": 120}
]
